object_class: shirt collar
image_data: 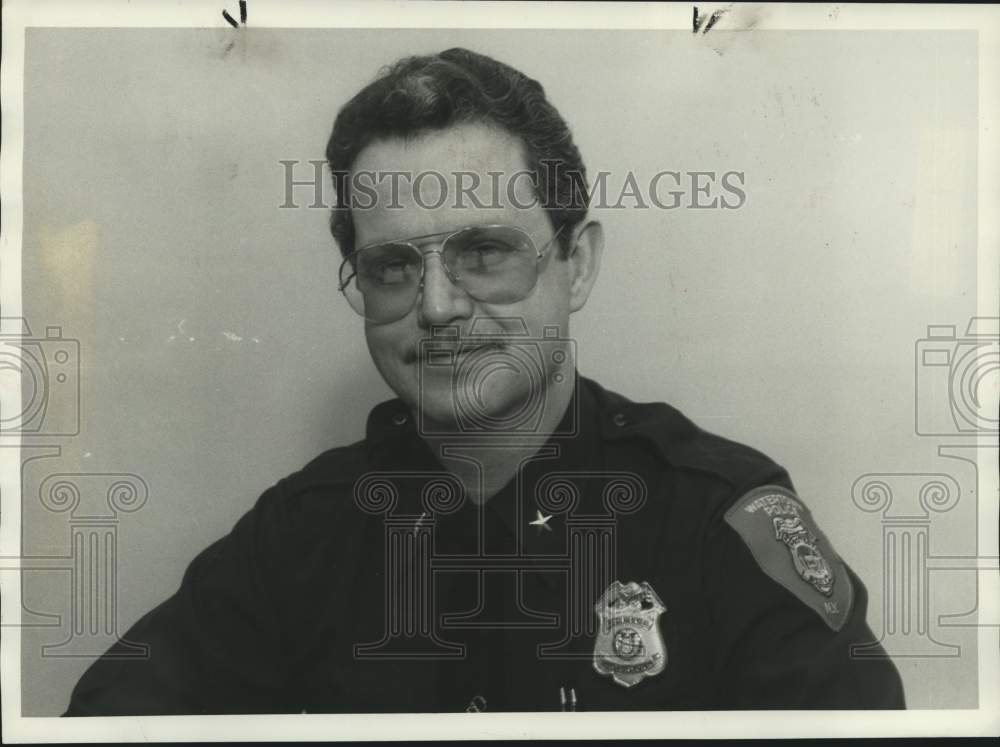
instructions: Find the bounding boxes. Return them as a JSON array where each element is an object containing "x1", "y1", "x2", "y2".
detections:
[
  {"x1": 362, "y1": 373, "x2": 687, "y2": 468},
  {"x1": 364, "y1": 370, "x2": 592, "y2": 449}
]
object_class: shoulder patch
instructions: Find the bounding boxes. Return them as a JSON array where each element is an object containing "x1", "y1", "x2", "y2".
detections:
[{"x1": 724, "y1": 485, "x2": 854, "y2": 631}]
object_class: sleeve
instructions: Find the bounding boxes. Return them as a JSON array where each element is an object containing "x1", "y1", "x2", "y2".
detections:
[
  {"x1": 63, "y1": 481, "x2": 299, "y2": 715},
  {"x1": 705, "y1": 482, "x2": 906, "y2": 709}
]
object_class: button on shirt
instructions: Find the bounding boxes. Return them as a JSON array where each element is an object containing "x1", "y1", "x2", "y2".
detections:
[{"x1": 64, "y1": 376, "x2": 905, "y2": 714}]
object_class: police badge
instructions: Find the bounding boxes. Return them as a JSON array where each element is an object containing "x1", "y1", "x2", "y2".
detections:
[
  {"x1": 592, "y1": 581, "x2": 667, "y2": 688},
  {"x1": 773, "y1": 515, "x2": 835, "y2": 596}
]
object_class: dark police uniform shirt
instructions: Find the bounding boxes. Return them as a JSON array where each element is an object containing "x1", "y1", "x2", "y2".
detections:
[{"x1": 65, "y1": 376, "x2": 905, "y2": 714}]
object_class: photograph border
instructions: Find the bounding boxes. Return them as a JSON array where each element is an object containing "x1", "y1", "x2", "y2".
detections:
[{"x1": 1, "y1": 0, "x2": 998, "y2": 741}]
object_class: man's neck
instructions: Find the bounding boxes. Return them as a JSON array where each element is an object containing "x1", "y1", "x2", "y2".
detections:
[{"x1": 419, "y1": 373, "x2": 578, "y2": 506}]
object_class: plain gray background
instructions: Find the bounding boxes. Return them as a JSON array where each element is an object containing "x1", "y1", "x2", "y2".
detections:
[{"x1": 20, "y1": 28, "x2": 980, "y2": 714}]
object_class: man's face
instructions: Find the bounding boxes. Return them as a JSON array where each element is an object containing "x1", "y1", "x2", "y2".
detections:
[{"x1": 349, "y1": 122, "x2": 579, "y2": 429}]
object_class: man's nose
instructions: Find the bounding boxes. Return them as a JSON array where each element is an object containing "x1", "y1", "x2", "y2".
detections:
[{"x1": 417, "y1": 251, "x2": 473, "y2": 327}]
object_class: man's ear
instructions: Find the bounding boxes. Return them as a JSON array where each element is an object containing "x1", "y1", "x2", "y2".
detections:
[{"x1": 567, "y1": 220, "x2": 604, "y2": 313}]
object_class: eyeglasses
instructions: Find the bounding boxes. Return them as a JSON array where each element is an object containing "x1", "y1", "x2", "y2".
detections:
[{"x1": 338, "y1": 223, "x2": 565, "y2": 324}]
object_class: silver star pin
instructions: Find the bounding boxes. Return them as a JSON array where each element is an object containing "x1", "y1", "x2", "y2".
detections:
[
  {"x1": 529, "y1": 509, "x2": 553, "y2": 533},
  {"x1": 413, "y1": 511, "x2": 428, "y2": 536}
]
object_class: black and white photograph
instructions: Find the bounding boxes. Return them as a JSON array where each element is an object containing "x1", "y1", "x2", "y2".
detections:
[{"x1": 1, "y1": 0, "x2": 998, "y2": 741}]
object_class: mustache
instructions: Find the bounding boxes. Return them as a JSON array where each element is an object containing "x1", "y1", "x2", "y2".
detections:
[{"x1": 405, "y1": 338, "x2": 507, "y2": 364}]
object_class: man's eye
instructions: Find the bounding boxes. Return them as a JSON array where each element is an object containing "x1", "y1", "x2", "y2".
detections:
[
  {"x1": 376, "y1": 261, "x2": 410, "y2": 284},
  {"x1": 458, "y1": 242, "x2": 515, "y2": 269},
  {"x1": 362, "y1": 259, "x2": 412, "y2": 285}
]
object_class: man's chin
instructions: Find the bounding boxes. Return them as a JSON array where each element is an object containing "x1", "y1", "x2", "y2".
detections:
[{"x1": 415, "y1": 379, "x2": 537, "y2": 435}]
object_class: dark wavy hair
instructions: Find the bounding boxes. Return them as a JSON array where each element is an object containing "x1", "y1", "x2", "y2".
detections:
[{"x1": 325, "y1": 48, "x2": 589, "y2": 258}]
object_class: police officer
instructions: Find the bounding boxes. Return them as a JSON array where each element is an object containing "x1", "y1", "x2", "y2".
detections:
[{"x1": 65, "y1": 48, "x2": 904, "y2": 715}]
